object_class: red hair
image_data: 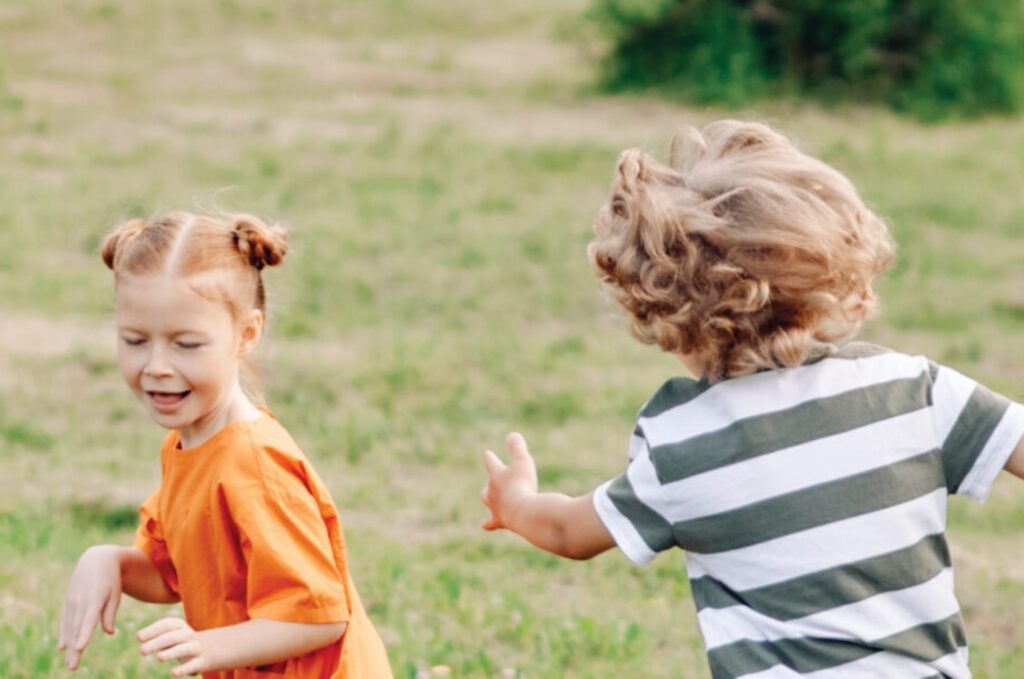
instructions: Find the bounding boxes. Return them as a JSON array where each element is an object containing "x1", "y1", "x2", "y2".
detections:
[{"x1": 101, "y1": 211, "x2": 288, "y2": 319}]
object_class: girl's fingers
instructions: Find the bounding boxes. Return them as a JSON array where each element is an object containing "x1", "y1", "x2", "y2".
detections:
[
  {"x1": 59, "y1": 595, "x2": 79, "y2": 652},
  {"x1": 65, "y1": 648, "x2": 81, "y2": 671},
  {"x1": 137, "y1": 616, "x2": 183, "y2": 643},
  {"x1": 57, "y1": 602, "x2": 68, "y2": 650},
  {"x1": 156, "y1": 639, "x2": 200, "y2": 662},
  {"x1": 172, "y1": 657, "x2": 203, "y2": 678},
  {"x1": 101, "y1": 589, "x2": 121, "y2": 635},
  {"x1": 66, "y1": 603, "x2": 86, "y2": 668},
  {"x1": 140, "y1": 626, "x2": 191, "y2": 655},
  {"x1": 73, "y1": 605, "x2": 100, "y2": 654}
]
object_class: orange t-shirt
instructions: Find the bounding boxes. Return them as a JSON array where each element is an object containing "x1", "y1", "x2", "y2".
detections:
[{"x1": 133, "y1": 412, "x2": 393, "y2": 679}]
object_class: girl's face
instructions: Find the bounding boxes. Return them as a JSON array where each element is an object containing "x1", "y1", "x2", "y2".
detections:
[{"x1": 115, "y1": 273, "x2": 260, "y2": 448}]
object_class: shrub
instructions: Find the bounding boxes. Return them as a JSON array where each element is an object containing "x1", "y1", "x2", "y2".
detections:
[{"x1": 591, "y1": 0, "x2": 1024, "y2": 119}]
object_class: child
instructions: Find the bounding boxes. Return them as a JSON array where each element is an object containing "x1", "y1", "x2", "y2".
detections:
[
  {"x1": 480, "y1": 120, "x2": 1024, "y2": 678},
  {"x1": 58, "y1": 212, "x2": 393, "y2": 678}
]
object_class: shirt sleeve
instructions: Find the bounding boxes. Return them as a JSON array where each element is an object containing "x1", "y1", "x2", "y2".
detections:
[
  {"x1": 592, "y1": 428, "x2": 677, "y2": 565},
  {"x1": 233, "y1": 478, "x2": 350, "y2": 624},
  {"x1": 132, "y1": 489, "x2": 180, "y2": 595},
  {"x1": 930, "y1": 361, "x2": 1024, "y2": 501}
]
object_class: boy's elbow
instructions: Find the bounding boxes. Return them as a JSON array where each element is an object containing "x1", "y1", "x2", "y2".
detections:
[
  {"x1": 565, "y1": 550, "x2": 597, "y2": 561},
  {"x1": 554, "y1": 530, "x2": 602, "y2": 561},
  {"x1": 562, "y1": 542, "x2": 602, "y2": 561}
]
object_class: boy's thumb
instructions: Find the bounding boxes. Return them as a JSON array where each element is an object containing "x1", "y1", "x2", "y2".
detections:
[{"x1": 483, "y1": 449, "x2": 504, "y2": 475}]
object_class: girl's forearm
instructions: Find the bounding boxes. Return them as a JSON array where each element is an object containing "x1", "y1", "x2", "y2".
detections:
[
  {"x1": 197, "y1": 619, "x2": 346, "y2": 672},
  {"x1": 114, "y1": 546, "x2": 180, "y2": 604}
]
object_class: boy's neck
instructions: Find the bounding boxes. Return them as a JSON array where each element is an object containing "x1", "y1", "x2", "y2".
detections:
[{"x1": 677, "y1": 351, "x2": 705, "y2": 379}]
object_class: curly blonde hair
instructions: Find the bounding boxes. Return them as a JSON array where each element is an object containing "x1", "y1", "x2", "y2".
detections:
[{"x1": 588, "y1": 120, "x2": 895, "y2": 382}]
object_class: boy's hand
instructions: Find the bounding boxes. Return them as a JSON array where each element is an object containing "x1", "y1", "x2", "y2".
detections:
[
  {"x1": 481, "y1": 432, "x2": 538, "y2": 531},
  {"x1": 138, "y1": 616, "x2": 210, "y2": 677},
  {"x1": 58, "y1": 545, "x2": 124, "y2": 670}
]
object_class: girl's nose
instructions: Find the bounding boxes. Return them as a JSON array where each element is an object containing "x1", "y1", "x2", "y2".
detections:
[{"x1": 143, "y1": 345, "x2": 174, "y2": 377}]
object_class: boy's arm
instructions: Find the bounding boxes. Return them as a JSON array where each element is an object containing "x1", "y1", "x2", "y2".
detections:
[
  {"x1": 481, "y1": 432, "x2": 615, "y2": 560},
  {"x1": 1005, "y1": 432, "x2": 1024, "y2": 480},
  {"x1": 137, "y1": 617, "x2": 345, "y2": 677}
]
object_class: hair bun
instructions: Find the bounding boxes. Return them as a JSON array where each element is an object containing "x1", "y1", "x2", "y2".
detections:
[
  {"x1": 232, "y1": 214, "x2": 288, "y2": 270},
  {"x1": 100, "y1": 218, "x2": 146, "y2": 270}
]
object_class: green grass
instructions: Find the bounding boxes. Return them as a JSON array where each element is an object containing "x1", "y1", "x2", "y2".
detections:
[{"x1": 1, "y1": 1, "x2": 1023, "y2": 677}]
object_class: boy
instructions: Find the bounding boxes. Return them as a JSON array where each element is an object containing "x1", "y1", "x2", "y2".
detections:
[{"x1": 480, "y1": 120, "x2": 1024, "y2": 678}]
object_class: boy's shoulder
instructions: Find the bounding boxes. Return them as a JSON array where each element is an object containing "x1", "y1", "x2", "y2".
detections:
[
  {"x1": 640, "y1": 375, "x2": 712, "y2": 419},
  {"x1": 639, "y1": 342, "x2": 931, "y2": 420}
]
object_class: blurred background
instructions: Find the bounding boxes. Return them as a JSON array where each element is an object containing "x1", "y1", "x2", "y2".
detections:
[{"x1": 1, "y1": 1, "x2": 1023, "y2": 677}]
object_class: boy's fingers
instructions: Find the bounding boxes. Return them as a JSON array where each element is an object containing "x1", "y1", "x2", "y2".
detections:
[
  {"x1": 483, "y1": 449, "x2": 505, "y2": 475},
  {"x1": 506, "y1": 432, "x2": 530, "y2": 460}
]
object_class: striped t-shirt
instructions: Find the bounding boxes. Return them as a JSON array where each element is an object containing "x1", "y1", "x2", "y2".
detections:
[{"x1": 593, "y1": 343, "x2": 1024, "y2": 679}]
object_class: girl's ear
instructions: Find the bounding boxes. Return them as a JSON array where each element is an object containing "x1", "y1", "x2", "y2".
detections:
[{"x1": 238, "y1": 309, "x2": 264, "y2": 357}]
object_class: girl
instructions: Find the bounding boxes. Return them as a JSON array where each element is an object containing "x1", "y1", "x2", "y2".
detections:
[{"x1": 58, "y1": 212, "x2": 393, "y2": 678}]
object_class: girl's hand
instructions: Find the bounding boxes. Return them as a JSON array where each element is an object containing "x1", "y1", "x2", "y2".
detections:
[
  {"x1": 481, "y1": 432, "x2": 538, "y2": 531},
  {"x1": 58, "y1": 545, "x2": 123, "y2": 670},
  {"x1": 138, "y1": 616, "x2": 210, "y2": 677}
]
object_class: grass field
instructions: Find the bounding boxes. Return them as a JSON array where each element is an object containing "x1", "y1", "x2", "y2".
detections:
[{"x1": 1, "y1": 1, "x2": 1024, "y2": 677}]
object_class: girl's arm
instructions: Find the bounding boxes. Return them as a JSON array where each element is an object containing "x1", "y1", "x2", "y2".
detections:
[
  {"x1": 481, "y1": 432, "x2": 615, "y2": 560},
  {"x1": 137, "y1": 616, "x2": 346, "y2": 677},
  {"x1": 119, "y1": 546, "x2": 181, "y2": 603},
  {"x1": 59, "y1": 545, "x2": 178, "y2": 670},
  {"x1": 1005, "y1": 433, "x2": 1024, "y2": 480}
]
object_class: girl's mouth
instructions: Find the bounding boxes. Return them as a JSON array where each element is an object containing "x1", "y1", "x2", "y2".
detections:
[{"x1": 147, "y1": 390, "x2": 191, "y2": 413}]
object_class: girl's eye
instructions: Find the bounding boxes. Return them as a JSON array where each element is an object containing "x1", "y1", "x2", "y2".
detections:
[
  {"x1": 177, "y1": 342, "x2": 202, "y2": 350},
  {"x1": 122, "y1": 337, "x2": 146, "y2": 346}
]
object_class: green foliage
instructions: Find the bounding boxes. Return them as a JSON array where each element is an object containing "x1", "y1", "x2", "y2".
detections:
[{"x1": 592, "y1": 0, "x2": 1024, "y2": 119}]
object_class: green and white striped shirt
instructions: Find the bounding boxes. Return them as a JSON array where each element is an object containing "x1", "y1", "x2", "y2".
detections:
[{"x1": 593, "y1": 343, "x2": 1024, "y2": 679}]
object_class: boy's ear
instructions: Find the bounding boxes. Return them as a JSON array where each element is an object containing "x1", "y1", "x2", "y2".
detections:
[{"x1": 238, "y1": 309, "x2": 264, "y2": 357}]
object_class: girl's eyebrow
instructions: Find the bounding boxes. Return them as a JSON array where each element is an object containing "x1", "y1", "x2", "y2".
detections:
[{"x1": 116, "y1": 326, "x2": 211, "y2": 339}]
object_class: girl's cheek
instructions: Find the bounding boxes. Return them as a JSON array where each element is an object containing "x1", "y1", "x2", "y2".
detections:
[{"x1": 117, "y1": 353, "x2": 139, "y2": 381}]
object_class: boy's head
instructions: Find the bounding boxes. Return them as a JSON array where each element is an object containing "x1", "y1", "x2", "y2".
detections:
[{"x1": 588, "y1": 120, "x2": 895, "y2": 382}]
